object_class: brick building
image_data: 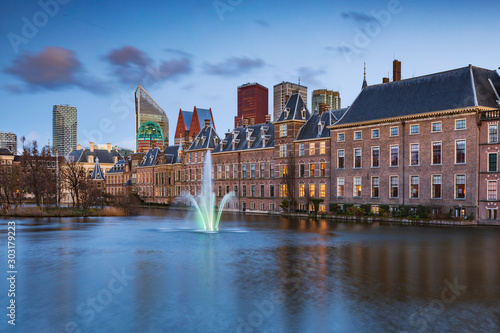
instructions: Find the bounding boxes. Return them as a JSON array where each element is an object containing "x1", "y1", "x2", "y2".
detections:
[{"x1": 235, "y1": 83, "x2": 269, "y2": 128}]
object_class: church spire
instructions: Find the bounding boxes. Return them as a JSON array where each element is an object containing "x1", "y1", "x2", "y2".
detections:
[{"x1": 362, "y1": 62, "x2": 367, "y2": 89}]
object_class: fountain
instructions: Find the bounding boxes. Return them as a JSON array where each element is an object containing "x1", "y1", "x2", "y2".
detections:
[{"x1": 185, "y1": 150, "x2": 233, "y2": 231}]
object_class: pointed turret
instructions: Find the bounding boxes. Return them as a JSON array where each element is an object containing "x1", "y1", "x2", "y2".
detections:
[{"x1": 362, "y1": 62, "x2": 367, "y2": 89}]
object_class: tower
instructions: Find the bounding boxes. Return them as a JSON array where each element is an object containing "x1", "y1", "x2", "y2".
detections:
[
  {"x1": 52, "y1": 105, "x2": 77, "y2": 156},
  {"x1": 235, "y1": 82, "x2": 268, "y2": 128},
  {"x1": 273, "y1": 82, "x2": 308, "y2": 121}
]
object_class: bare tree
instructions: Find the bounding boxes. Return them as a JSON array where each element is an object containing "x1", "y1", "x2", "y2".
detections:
[
  {"x1": 62, "y1": 161, "x2": 87, "y2": 208},
  {"x1": 0, "y1": 163, "x2": 22, "y2": 211}
]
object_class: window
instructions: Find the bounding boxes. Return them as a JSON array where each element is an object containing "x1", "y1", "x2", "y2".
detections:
[
  {"x1": 226, "y1": 185, "x2": 230, "y2": 194},
  {"x1": 455, "y1": 119, "x2": 466, "y2": 130},
  {"x1": 410, "y1": 125, "x2": 419, "y2": 134},
  {"x1": 410, "y1": 176, "x2": 419, "y2": 198},
  {"x1": 195, "y1": 152, "x2": 198, "y2": 163},
  {"x1": 260, "y1": 184, "x2": 265, "y2": 196},
  {"x1": 354, "y1": 148, "x2": 362, "y2": 168},
  {"x1": 280, "y1": 144, "x2": 287, "y2": 158},
  {"x1": 432, "y1": 175, "x2": 442, "y2": 199},
  {"x1": 234, "y1": 185, "x2": 238, "y2": 196},
  {"x1": 456, "y1": 140, "x2": 466, "y2": 163},
  {"x1": 371, "y1": 177, "x2": 379, "y2": 198},
  {"x1": 320, "y1": 184, "x2": 326, "y2": 198},
  {"x1": 390, "y1": 127, "x2": 399, "y2": 136},
  {"x1": 338, "y1": 150, "x2": 345, "y2": 169},
  {"x1": 372, "y1": 147, "x2": 380, "y2": 167},
  {"x1": 270, "y1": 162, "x2": 274, "y2": 178},
  {"x1": 299, "y1": 164, "x2": 305, "y2": 177},
  {"x1": 270, "y1": 185, "x2": 274, "y2": 197},
  {"x1": 390, "y1": 176, "x2": 399, "y2": 198},
  {"x1": 251, "y1": 163, "x2": 256, "y2": 178},
  {"x1": 218, "y1": 186, "x2": 222, "y2": 197},
  {"x1": 309, "y1": 143, "x2": 315, "y2": 156},
  {"x1": 488, "y1": 181, "x2": 497, "y2": 200},
  {"x1": 260, "y1": 162, "x2": 265, "y2": 178},
  {"x1": 299, "y1": 184, "x2": 305, "y2": 197},
  {"x1": 320, "y1": 141, "x2": 326, "y2": 155},
  {"x1": 310, "y1": 164, "x2": 316, "y2": 177},
  {"x1": 281, "y1": 165, "x2": 287, "y2": 177},
  {"x1": 455, "y1": 174, "x2": 466, "y2": 199},
  {"x1": 216, "y1": 165, "x2": 221, "y2": 179},
  {"x1": 233, "y1": 164, "x2": 238, "y2": 179},
  {"x1": 251, "y1": 185, "x2": 255, "y2": 197},
  {"x1": 310, "y1": 184, "x2": 316, "y2": 197},
  {"x1": 371, "y1": 206, "x2": 379, "y2": 215},
  {"x1": 225, "y1": 164, "x2": 230, "y2": 179},
  {"x1": 242, "y1": 185, "x2": 246, "y2": 197},
  {"x1": 320, "y1": 163, "x2": 326, "y2": 177},
  {"x1": 280, "y1": 124, "x2": 287, "y2": 137},
  {"x1": 354, "y1": 131, "x2": 362, "y2": 140},
  {"x1": 338, "y1": 133, "x2": 345, "y2": 142},
  {"x1": 337, "y1": 178, "x2": 345, "y2": 197},
  {"x1": 489, "y1": 153, "x2": 497, "y2": 172},
  {"x1": 353, "y1": 177, "x2": 362, "y2": 197},
  {"x1": 432, "y1": 142, "x2": 442, "y2": 165},
  {"x1": 242, "y1": 164, "x2": 247, "y2": 179},
  {"x1": 489, "y1": 124, "x2": 498, "y2": 143},
  {"x1": 411, "y1": 144, "x2": 419, "y2": 165},
  {"x1": 390, "y1": 145, "x2": 398, "y2": 166},
  {"x1": 432, "y1": 122, "x2": 442, "y2": 132},
  {"x1": 372, "y1": 129, "x2": 380, "y2": 138},
  {"x1": 488, "y1": 209, "x2": 497, "y2": 220},
  {"x1": 280, "y1": 184, "x2": 287, "y2": 197},
  {"x1": 299, "y1": 143, "x2": 305, "y2": 156}
]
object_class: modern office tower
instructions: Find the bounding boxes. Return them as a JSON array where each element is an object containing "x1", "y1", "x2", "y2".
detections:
[
  {"x1": 52, "y1": 105, "x2": 77, "y2": 156},
  {"x1": 135, "y1": 84, "x2": 169, "y2": 152},
  {"x1": 273, "y1": 81, "x2": 307, "y2": 121},
  {"x1": 0, "y1": 132, "x2": 17, "y2": 154},
  {"x1": 234, "y1": 82, "x2": 268, "y2": 128},
  {"x1": 311, "y1": 90, "x2": 341, "y2": 112}
]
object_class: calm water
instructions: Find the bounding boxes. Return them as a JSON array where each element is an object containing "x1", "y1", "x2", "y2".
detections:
[{"x1": 0, "y1": 210, "x2": 499, "y2": 333}]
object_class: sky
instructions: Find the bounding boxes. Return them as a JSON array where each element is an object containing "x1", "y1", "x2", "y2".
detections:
[{"x1": 1, "y1": 0, "x2": 499, "y2": 153}]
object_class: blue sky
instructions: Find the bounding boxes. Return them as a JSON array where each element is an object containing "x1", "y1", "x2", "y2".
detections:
[{"x1": 1, "y1": 0, "x2": 499, "y2": 152}]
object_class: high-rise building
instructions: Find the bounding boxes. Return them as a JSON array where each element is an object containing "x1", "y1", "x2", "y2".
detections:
[
  {"x1": 273, "y1": 82, "x2": 307, "y2": 121},
  {"x1": 0, "y1": 132, "x2": 17, "y2": 154},
  {"x1": 311, "y1": 90, "x2": 341, "y2": 112},
  {"x1": 52, "y1": 105, "x2": 77, "y2": 156},
  {"x1": 235, "y1": 83, "x2": 268, "y2": 128},
  {"x1": 135, "y1": 84, "x2": 169, "y2": 152}
]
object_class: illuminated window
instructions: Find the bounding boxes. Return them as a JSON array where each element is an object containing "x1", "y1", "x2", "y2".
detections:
[
  {"x1": 410, "y1": 176, "x2": 419, "y2": 198},
  {"x1": 309, "y1": 143, "x2": 315, "y2": 155},
  {"x1": 310, "y1": 184, "x2": 316, "y2": 197},
  {"x1": 320, "y1": 163, "x2": 326, "y2": 176},
  {"x1": 310, "y1": 163, "x2": 316, "y2": 177},
  {"x1": 299, "y1": 184, "x2": 305, "y2": 197},
  {"x1": 320, "y1": 184, "x2": 326, "y2": 198},
  {"x1": 337, "y1": 178, "x2": 345, "y2": 197},
  {"x1": 320, "y1": 141, "x2": 326, "y2": 155},
  {"x1": 353, "y1": 176, "x2": 361, "y2": 197}
]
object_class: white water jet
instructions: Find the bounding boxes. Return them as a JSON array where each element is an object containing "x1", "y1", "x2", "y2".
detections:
[{"x1": 185, "y1": 150, "x2": 233, "y2": 231}]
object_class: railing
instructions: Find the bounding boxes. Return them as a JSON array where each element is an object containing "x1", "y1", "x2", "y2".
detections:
[{"x1": 480, "y1": 110, "x2": 500, "y2": 120}]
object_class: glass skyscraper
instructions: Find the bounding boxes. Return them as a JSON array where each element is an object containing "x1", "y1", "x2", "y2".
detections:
[{"x1": 52, "y1": 104, "x2": 77, "y2": 156}]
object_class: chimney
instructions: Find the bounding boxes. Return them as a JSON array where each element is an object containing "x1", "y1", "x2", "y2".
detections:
[
  {"x1": 265, "y1": 114, "x2": 271, "y2": 124},
  {"x1": 204, "y1": 119, "x2": 210, "y2": 129},
  {"x1": 393, "y1": 60, "x2": 401, "y2": 82},
  {"x1": 107, "y1": 143, "x2": 111, "y2": 152},
  {"x1": 383, "y1": 77, "x2": 390, "y2": 84},
  {"x1": 242, "y1": 118, "x2": 248, "y2": 128},
  {"x1": 90, "y1": 142, "x2": 94, "y2": 152},
  {"x1": 249, "y1": 117, "x2": 255, "y2": 125},
  {"x1": 77, "y1": 144, "x2": 81, "y2": 150}
]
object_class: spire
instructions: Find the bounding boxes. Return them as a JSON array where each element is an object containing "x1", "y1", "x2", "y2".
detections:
[{"x1": 362, "y1": 62, "x2": 367, "y2": 89}]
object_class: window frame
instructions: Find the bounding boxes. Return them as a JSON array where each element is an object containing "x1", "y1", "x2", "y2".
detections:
[
  {"x1": 390, "y1": 127, "x2": 399, "y2": 137},
  {"x1": 431, "y1": 174, "x2": 442, "y2": 199},
  {"x1": 354, "y1": 131, "x2": 362, "y2": 140},
  {"x1": 410, "y1": 175, "x2": 419, "y2": 199},
  {"x1": 488, "y1": 152, "x2": 498, "y2": 172},
  {"x1": 410, "y1": 124, "x2": 420, "y2": 135},
  {"x1": 354, "y1": 148, "x2": 362, "y2": 168},
  {"x1": 455, "y1": 119, "x2": 466, "y2": 130},
  {"x1": 432, "y1": 141, "x2": 442, "y2": 165},
  {"x1": 455, "y1": 139, "x2": 466, "y2": 164},
  {"x1": 431, "y1": 121, "x2": 442, "y2": 133},
  {"x1": 372, "y1": 129, "x2": 380, "y2": 139},
  {"x1": 410, "y1": 143, "x2": 419, "y2": 166}
]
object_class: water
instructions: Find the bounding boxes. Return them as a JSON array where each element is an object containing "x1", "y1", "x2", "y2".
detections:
[{"x1": 0, "y1": 211, "x2": 499, "y2": 333}]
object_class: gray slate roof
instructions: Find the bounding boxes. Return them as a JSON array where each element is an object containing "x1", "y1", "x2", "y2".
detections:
[
  {"x1": 107, "y1": 158, "x2": 129, "y2": 174},
  {"x1": 336, "y1": 65, "x2": 500, "y2": 126},
  {"x1": 0, "y1": 148, "x2": 13, "y2": 155},
  {"x1": 139, "y1": 147, "x2": 161, "y2": 167},
  {"x1": 164, "y1": 145, "x2": 181, "y2": 164},
  {"x1": 181, "y1": 110, "x2": 193, "y2": 130},
  {"x1": 67, "y1": 148, "x2": 122, "y2": 164},
  {"x1": 188, "y1": 126, "x2": 219, "y2": 150},
  {"x1": 296, "y1": 109, "x2": 346, "y2": 141},
  {"x1": 276, "y1": 93, "x2": 311, "y2": 122},
  {"x1": 212, "y1": 123, "x2": 274, "y2": 153},
  {"x1": 90, "y1": 159, "x2": 105, "y2": 180}
]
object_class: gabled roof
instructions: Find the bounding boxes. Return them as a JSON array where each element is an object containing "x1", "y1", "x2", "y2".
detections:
[
  {"x1": 181, "y1": 110, "x2": 193, "y2": 130},
  {"x1": 296, "y1": 109, "x2": 342, "y2": 141},
  {"x1": 336, "y1": 65, "x2": 500, "y2": 126},
  {"x1": 0, "y1": 148, "x2": 13, "y2": 156},
  {"x1": 67, "y1": 148, "x2": 122, "y2": 164},
  {"x1": 188, "y1": 125, "x2": 219, "y2": 150},
  {"x1": 90, "y1": 158, "x2": 105, "y2": 180},
  {"x1": 276, "y1": 93, "x2": 311, "y2": 122},
  {"x1": 212, "y1": 123, "x2": 274, "y2": 153},
  {"x1": 139, "y1": 147, "x2": 160, "y2": 167},
  {"x1": 195, "y1": 108, "x2": 214, "y2": 129},
  {"x1": 107, "y1": 158, "x2": 129, "y2": 174},
  {"x1": 164, "y1": 145, "x2": 181, "y2": 164}
]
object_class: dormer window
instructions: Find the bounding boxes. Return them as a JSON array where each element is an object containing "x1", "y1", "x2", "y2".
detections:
[
  {"x1": 301, "y1": 108, "x2": 306, "y2": 119},
  {"x1": 201, "y1": 136, "x2": 206, "y2": 145},
  {"x1": 318, "y1": 121, "x2": 324, "y2": 134},
  {"x1": 195, "y1": 138, "x2": 200, "y2": 146},
  {"x1": 214, "y1": 137, "x2": 218, "y2": 145},
  {"x1": 284, "y1": 107, "x2": 290, "y2": 119},
  {"x1": 232, "y1": 139, "x2": 239, "y2": 150}
]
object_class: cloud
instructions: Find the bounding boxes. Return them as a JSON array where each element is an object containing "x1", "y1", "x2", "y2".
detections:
[
  {"x1": 341, "y1": 11, "x2": 376, "y2": 23},
  {"x1": 298, "y1": 66, "x2": 326, "y2": 86},
  {"x1": 203, "y1": 56, "x2": 265, "y2": 76},
  {"x1": 254, "y1": 19, "x2": 270, "y2": 27},
  {"x1": 104, "y1": 45, "x2": 192, "y2": 85},
  {"x1": 4, "y1": 47, "x2": 109, "y2": 94}
]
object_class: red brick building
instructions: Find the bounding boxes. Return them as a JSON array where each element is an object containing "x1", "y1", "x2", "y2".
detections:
[
  {"x1": 174, "y1": 107, "x2": 215, "y2": 145},
  {"x1": 235, "y1": 83, "x2": 269, "y2": 128}
]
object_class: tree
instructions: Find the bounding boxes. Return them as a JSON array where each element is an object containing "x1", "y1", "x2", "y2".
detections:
[
  {"x1": 281, "y1": 154, "x2": 296, "y2": 212},
  {"x1": 62, "y1": 161, "x2": 87, "y2": 208},
  {"x1": 0, "y1": 163, "x2": 22, "y2": 211}
]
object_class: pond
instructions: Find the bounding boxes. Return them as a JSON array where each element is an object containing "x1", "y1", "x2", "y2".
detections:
[{"x1": 0, "y1": 209, "x2": 499, "y2": 332}]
